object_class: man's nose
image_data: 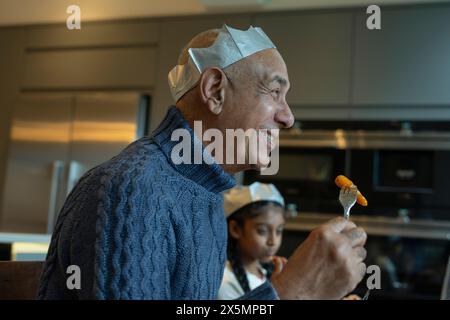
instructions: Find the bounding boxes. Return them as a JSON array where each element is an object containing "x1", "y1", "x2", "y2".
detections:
[{"x1": 275, "y1": 103, "x2": 294, "y2": 129}]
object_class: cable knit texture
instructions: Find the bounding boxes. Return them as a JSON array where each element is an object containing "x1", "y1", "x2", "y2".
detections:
[{"x1": 37, "y1": 106, "x2": 278, "y2": 300}]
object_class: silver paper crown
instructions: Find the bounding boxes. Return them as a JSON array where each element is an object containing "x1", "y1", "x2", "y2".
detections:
[
  {"x1": 168, "y1": 24, "x2": 276, "y2": 102},
  {"x1": 223, "y1": 182, "x2": 285, "y2": 218}
]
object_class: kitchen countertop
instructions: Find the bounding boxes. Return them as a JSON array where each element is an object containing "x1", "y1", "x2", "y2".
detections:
[
  {"x1": 285, "y1": 212, "x2": 450, "y2": 241},
  {"x1": 0, "y1": 232, "x2": 51, "y2": 244}
]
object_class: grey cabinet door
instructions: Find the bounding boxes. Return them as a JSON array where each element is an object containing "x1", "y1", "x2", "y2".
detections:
[
  {"x1": 254, "y1": 11, "x2": 353, "y2": 106},
  {"x1": 22, "y1": 47, "x2": 157, "y2": 90},
  {"x1": 353, "y1": 5, "x2": 450, "y2": 105},
  {"x1": 27, "y1": 21, "x2": 159, "y2": 49},
  {"x1": 22, "y1": 20, "x2": 159, "y2": 90}
]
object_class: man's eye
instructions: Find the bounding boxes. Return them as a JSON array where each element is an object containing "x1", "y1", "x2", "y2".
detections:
[{"x1": 271, "y1": 89, "x2": 281, "y2": 100}]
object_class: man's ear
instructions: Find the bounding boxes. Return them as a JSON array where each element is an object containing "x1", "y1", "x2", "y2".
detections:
[
  {"x1": 228, "y1": 220, "x2": 242, "y2": 240},
  {"x1": 199, "y1": 67, "x2": 227, "y2": 115}
]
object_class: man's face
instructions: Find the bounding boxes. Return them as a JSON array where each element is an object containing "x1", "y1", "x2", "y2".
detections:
[{"x1": 220, "y1": 49, "x2": 294, "y2": 172}]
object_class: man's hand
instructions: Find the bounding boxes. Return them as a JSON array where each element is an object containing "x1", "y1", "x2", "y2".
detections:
[{"x1": 271, "y1": 217, "x2": 367, "y2": 300}]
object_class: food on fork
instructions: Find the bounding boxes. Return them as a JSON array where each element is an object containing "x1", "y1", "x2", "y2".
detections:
[{"x1": 335, "y1": 175, "x2": 368, "y2": 207}]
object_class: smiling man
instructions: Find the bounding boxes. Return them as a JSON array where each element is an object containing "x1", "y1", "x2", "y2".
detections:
[{"x1": 38, "y1": 25, "x2": 367, "y2": 300}]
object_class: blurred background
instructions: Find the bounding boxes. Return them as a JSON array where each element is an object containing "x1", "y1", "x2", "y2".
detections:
[{"x1": 0, "y1": 0, "x2": 450, "y2": 299}]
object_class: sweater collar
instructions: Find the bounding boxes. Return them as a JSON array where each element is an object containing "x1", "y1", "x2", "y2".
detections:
[{"x1": 151, "y1": 106, "x2": 236, "y2": 194}]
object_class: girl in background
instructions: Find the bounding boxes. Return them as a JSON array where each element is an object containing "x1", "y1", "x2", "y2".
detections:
[{"x1": 218, "y1": 182, "x2": 287, "y2": 300}]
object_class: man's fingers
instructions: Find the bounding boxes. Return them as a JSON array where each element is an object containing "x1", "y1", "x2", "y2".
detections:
[
  {"x1": 342, "y1": 221, "x2": 358, "y2": 233},
  {"x1": 326, "y1": 217, "x2": 356, "y2": 233},
  {"x1": 353, "y1": 246, "x2": 367, "y2": 262},
  {"x1": 344, "y1": 227, "x2": 367, "y2": 247},
  {"x1": 357, "y1": 262, "x2": 367, "y2": 280}
]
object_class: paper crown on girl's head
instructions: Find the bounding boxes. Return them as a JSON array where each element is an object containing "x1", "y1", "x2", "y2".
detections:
[
  {"x1": 223, "y1": 182, "x2": 285, "y2": 218},
  {"x1": 168, "y1": 24, "x2": 276, "y2": 102}
]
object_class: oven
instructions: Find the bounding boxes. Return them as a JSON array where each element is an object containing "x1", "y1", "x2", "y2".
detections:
[
  {"x1": 351, "y1": 147, "x2": 450, "y2": 221},
  {"x1": 243, "y1": 120, "x2": 450, "y2": 299},
  {"x1": 245, "y1": 120, "x2": 450, "y2": 220},
  {"x1": 278, "y1": 213, "x2": 450, "y2": 300}
]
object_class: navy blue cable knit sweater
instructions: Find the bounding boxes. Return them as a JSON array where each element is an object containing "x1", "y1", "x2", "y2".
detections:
[{"x1": 38, "y1": 106, "x2": 278, "y2": 300}]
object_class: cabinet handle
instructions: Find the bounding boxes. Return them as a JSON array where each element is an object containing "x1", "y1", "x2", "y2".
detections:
[
  {"x1": 47, "y1": 160, "x2": 64, "y2": 234},
  {"x1": 66, "y1": 161, "x2": 84, "y2": 196}
]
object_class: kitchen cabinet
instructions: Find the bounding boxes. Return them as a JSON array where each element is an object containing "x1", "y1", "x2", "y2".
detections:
[
  {"x1": 353, "y1": 5, "x2": 450, "y2": 105},
  {"x1": 254, "y1": 11, "x2": 353, "y2": 106},
  {"x1": 22, "y1": 20, "x2": 159, "y2": 90},
  {"x1": 26, "y1": 20, "x2": 159, "y2": 49},
  {"x1": 22, "y1": 47, "x2": 157, "y2": 90}
]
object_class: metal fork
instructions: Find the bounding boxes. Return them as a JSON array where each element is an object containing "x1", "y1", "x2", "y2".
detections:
[
  {"x1": 338, "y1": 186, "x2": 371, "y2": 300},
  {"x1": 339, "y1": 186, "x2": 357, "y2": 220}
]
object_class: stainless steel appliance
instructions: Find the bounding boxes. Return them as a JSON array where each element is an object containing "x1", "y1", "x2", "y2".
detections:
[
  {"x1": 244, "y1": 120, "x2": 450, "y2": 299},
  {"x1": 279, "y1": 215, "x2": 450, "y2": 299},
  {"x1": 245, "y1": 120, "x2": 450, "y2": 220},
  {"x1": 1, "y1": 92, "x2": 148, "y2": 234}
]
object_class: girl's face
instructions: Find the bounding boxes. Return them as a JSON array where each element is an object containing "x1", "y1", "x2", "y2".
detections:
[{"x1": 230, "y1": 203, "x2": 285, "y2": 264}]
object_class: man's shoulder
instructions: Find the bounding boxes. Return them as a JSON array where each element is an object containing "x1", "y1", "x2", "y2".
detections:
[
  {"x1": 93, "y1": 137, "x2": 172, "y2": 179},
  {"x1": 90, "y1": 137, "x2": 190, "y2": 197},
  {"x1": 73, "y1": 136, "x2": 207, "y2": 211}
]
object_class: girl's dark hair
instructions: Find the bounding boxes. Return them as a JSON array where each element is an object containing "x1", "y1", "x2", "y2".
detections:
[{"x1": 227, "y1": 200, "x2": 284, "y2": 294}]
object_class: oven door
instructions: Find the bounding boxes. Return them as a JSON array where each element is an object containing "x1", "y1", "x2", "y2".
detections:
[
  {"x1": 244, "y1": 147, "x2": 346, "y2": 214},
  {"x1": 280, "y1": 214, "x2": 450, "y2": 300},
  {"x1": 351, "y1": 149, "x2": 450, "y2": 220}
]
